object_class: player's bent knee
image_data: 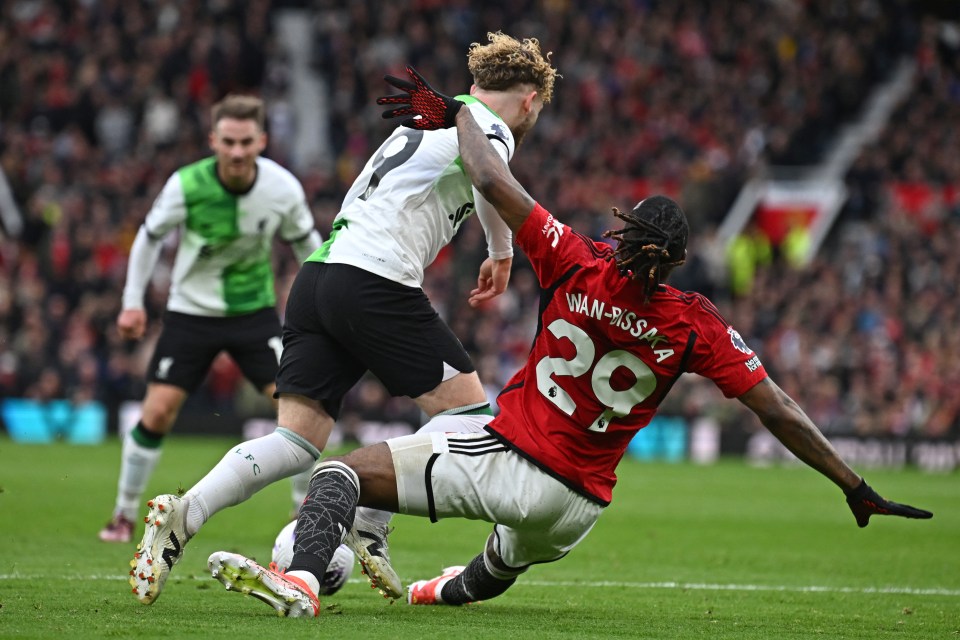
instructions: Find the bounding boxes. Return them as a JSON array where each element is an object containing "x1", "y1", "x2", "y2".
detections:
[
  {"x1": 336, "y1": 444, "x2": 400, "y2": 511},
  {"x1": 415, "y1": 371, "x2": 487, "y2": 415},
  {"x1": 308, "y1": 459, "x2": 359, "y2": 487},
  {"x1": 484, "y1": 533, "x2": 528, "y2": 580}
]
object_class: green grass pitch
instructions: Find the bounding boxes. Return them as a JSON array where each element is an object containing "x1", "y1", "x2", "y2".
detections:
[{"x1": 0, "y1": 434, "x2": 957, "y2": 639}]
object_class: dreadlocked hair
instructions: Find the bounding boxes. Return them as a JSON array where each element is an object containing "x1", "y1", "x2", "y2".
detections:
[{"x1": 602, "y1": 195, "x2": 689, "y2": 304}]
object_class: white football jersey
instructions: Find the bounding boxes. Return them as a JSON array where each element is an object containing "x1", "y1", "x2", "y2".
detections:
[
  {"x1": 125, "y1": 156, "x2": 317, "y2": 316},
  {"x1": 309, "y1": 96, "x2": 514, "y2": 287}
]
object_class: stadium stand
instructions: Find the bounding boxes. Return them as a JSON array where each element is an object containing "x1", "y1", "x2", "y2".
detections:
[{"x1": 0, "y1": 0, "x2": 957, "y2": 455}]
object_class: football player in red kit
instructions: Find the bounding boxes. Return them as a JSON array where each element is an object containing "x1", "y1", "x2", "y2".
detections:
[
  {"x1": 205, "y1": 67, "x2": 932, "y2": 618},
  {"x1": 485, "y1": 199, "x2": 766, "y2": 505}
]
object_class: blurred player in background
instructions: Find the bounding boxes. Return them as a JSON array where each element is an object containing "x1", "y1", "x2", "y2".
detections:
[
  {"x1": 203, "y1": 67, "x2": 932, "y2": 618},
  {"x1": 99, "y1": 95, "x2": 321, "y2": 543},
  {"x1": 129, "y1": 33, "x2": 558, "y2": 605}
]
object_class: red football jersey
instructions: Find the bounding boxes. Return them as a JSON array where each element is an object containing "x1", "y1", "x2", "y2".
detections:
[{"x1": 487, "y1": 203, "x2": 768, "y2": 505}]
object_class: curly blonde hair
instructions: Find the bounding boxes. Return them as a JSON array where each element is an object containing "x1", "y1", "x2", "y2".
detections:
[{"x1": 467, "y1": 32, "x2": 558, "y2": 103}]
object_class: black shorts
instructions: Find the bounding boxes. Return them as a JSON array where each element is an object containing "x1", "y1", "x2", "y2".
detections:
[
  {"x1": 147, "y1": 308, "x2": 282, "y2": 393},
  {"x1": 276, "y1": 262, "x2": 474, "y2": 419}
]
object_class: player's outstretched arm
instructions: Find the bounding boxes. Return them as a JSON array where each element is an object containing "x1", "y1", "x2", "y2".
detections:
[
  {"x1": 378, "y1": 66, "x2": 535, "y2": 233},
  {"x1": 738, "y1": 378, "x2": 933, "y2": 527}
]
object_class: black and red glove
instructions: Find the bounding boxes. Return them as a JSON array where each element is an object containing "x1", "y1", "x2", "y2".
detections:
[
  {"x1": 377, "y1": 66, "x2": 463, "y2": 130},
  {"x1": 844, "y1": 479, "x2": 933, "y2": 528}
]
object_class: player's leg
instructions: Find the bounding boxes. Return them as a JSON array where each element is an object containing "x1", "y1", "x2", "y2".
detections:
[
  {"x1": 284, "y1": 457, "x2": 372, "y2": 597},
  {"x1": 280, "y1": 404, "x2": 315, "y2": 520},
  {"x1": 223, "y1": 308, "x2": 310, "y2": 517},
  {"x1": 100, "y1": 312, "x2": 215, "y2": 543},
  {"x1": 289, "y1": 467, "x2": 311, "y2": 514},
  {"x1": 349, "y1": 409, "x2": 494, "y2": 596},
  {"x1": 130, "y1": 265, "x2": 359, "y2": 604},
  {"x1": 348, "y1": 380, "x2": 491, "y2": 593},
  {"x1": 208, "y1": 443, "x2": 398, "y2": 614},
  {"x1": 130, "y1": 394, "x2": 330, "y2": 605},
  {"x1": 411, "y1": 369, "x2": 488, "y2": 417},
  {"x1": 345, "y1": 429, "x2": 506, "y2": 600},
  {"x1": 182, "y1": 394, "x2": 329, "y2": 534},
  {"x1": 259, "y1": 382, "x2": 313, "y2": 516},
  {"x1": 331, "y1": 264, "x2": 489, "y2": 419},
  {"x1": 409, "y1": 522, "x2": 575, "y2": 605},
  {"x1": 401, "y1": 434, "x2": 604, "y2": 605},
  {"x1": 100, "y1": 383, "x2": 188, "y2": 542},
  {"x1": 207, "y1": 430, "x2": 591, "y2": 615},
  {"x1": 408, "y1": 533, "x2": 519, "y2": 605},
  {"x1": 178, "y1": 267, "x2": 366, "y2": 537},
  {"x1": 193, "y1": 386, "x2": 310, "y2": 538},
  {"x1": 338, "y1": 271, "x2": 491, "y2": 593}
]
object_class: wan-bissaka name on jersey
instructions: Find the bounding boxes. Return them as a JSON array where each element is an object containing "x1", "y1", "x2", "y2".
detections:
[{"x1": 488, "y1": 204, "x2": 768, "y2": 505}]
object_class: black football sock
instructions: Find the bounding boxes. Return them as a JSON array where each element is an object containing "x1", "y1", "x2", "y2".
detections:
[
  {"x1": 288, "y1": 461, "x2": 359, "y2": 583},
  {"x1": 440, "y1": 552, "x2": 517, "y2": 604}
]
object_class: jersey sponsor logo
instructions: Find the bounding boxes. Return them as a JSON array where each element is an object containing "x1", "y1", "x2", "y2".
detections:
[
  {"x1": 542, "y1": 214, "x2": 564, "y2": 248},
  {"x1": 448, "y1": 201, "x2": 475, "y2": 229},
  {"x1": 198, "y1": 238, "x2": 260, "y2": 261},
  {"x1": 727, "y1": 327, "x2": 753, "y2": 354},
  {"x1": 361, "y1": 252, "x2": 387, "y2": 263},
  {"x1": 156, "y1": 357, "x2": 174, "y2": 380},
  {"x1": 564, "y1": 292, "x2": 675, "y2": 362}
]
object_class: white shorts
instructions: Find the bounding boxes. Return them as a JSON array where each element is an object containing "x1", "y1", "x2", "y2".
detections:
[{"x1": 387, "y1": 431, "x2": 604, "y2": 569}]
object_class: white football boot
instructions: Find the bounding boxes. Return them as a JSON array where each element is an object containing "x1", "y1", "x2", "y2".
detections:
[
  {"x1": 343, "y1": 516, "x2": 402, "y2": 600},
  {"x1": 129, "y1": 494, "x2": 190, "y2": 604},
  {"x1": 208, "y1": 551, "x2": 320, "y2": 617}
]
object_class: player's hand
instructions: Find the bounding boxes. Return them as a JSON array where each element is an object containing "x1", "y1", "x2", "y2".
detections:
[
  {"x1": 469, "y1": 257, "x2": 512, "y2": 307},
  {"x1": 377, "y1": 66, "x2": 463, "y2": 130},
  {"x1": 117, "y1": 308, "x2": 147, "y2": 340},
  {"x1": 844, "y1": 479, "x2": 933, "y2": 528}
]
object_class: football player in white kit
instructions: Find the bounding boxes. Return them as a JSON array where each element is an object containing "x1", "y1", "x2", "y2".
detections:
[
  {"x1": 99, "y1": 95, "x2": 321, "y2": 544},
  {"x1": 129, "y1": 33, "x2": 559, "y2": 607}
]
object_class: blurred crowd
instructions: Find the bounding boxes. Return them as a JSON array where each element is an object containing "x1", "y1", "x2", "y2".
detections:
[
  {"x1": 0, "y1": 0, "x2": 288, "y2": 418},
  {"x1": 751, "y1": 11, "x2": 960, "y2": 440},
  {"x1": 1, "y1": 0, "x2": 958, "y2": 442}
]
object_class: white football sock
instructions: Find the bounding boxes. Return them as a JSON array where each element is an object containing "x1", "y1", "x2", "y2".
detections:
[
  {"x1": 290, "y1": 468, "x2": 312, "y2": 514},
  {"x1": 115, "y1": 434, "x2": 163, "y2": 521},
  {"x1": 286, "y1": 570, "x2": 320, "y2": 596},
  {"x1": 417, "y1": 411, "x2": 493, "y2": 434},
  {"x1": 184, "y1": 428, "x2": 320, "y2": 536},
  {"x1": 354, "y1": 506, "x2": 392, "y2": 529}
]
